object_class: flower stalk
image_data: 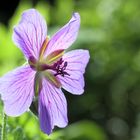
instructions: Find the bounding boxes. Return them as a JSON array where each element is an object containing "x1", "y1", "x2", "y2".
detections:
[{"x1": 1, "y1": 109, "x2": 7, "y2": 140}]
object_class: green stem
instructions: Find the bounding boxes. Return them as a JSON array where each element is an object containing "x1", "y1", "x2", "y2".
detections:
[{"x1": 1, "y1": 110, "x2": 7, "y2": 140}]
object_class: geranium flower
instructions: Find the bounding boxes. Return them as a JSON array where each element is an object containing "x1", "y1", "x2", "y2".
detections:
[{"x1": 0, "y1": 9, "x2": 90, "y2": 134}]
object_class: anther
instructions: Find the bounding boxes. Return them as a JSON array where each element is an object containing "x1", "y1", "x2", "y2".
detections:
[{"x1": 53, "y1": 59, "x2": 70, "y2": 77}]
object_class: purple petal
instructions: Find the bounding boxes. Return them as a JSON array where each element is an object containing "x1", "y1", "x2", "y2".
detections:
[
  {"x1": 39, "y1": 92, "x2": 52, "y2": 135},
  {"x1": 39, "y1": 78, "x2": 68, "y2": 135},
  {"x1": 58, "y1": 49, "x2": 90, "y2": 95},
  {"x1": 13, "y1": 9, "x2": 47, "y2": 59},
  {"x1": 0, "y1": 66, "x2": 36, "y2": 116},
  {"x1": 44, "y1": 13, "x2": 80, "y2": 57}
]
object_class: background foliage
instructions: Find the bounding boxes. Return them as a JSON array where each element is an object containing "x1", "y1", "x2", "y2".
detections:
[{"x1": 0, "y1": 0, "x2": 140, "y2": 139}]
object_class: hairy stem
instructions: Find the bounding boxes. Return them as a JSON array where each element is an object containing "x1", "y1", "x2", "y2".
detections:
[{"x1": 1, "y1": 110, "x2": 7, "y2": 140}]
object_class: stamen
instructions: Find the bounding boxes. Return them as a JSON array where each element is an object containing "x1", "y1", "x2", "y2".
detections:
[{"x1": 53, "y1": 59, "x2": 70, "y2": 77}]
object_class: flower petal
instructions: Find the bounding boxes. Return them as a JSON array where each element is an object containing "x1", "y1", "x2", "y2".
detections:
[
  {"x1": 46, "y1": 49, "x2": 64, "y2": 64},
  {"x1": 58, "y1": 49, "x2": 90, "y2": 95},
  {"x1": 39, "y1": 92, "x2": 52, "y2": 135},
  {"x1": 39, "y1": 78, "x2": 68, "y2": 135},
  {"x1": 13, "y1": 9, "x2": 47, "y2": 59},
  {"x1": 43, "y1": 71, "x2": 62, "y2": 88},
  {"x1": 0, "y1": 66, "x2": 36, "y2": 116},
  {"x1": 44, "y1": 13, "x2": 80, "y2": 57}
]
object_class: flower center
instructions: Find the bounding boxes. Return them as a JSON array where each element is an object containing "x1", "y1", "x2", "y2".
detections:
[
  {"x1": 28, "y1": 56, "x2": 70, "y2": 77},
  {"x1": 53, "y1": 58, "x2": 70, "y2": 77}
]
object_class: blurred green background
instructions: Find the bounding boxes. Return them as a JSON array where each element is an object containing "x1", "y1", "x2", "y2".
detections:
[{"x1": 0, "y1": 0, "x2": 140, "y2": 139}]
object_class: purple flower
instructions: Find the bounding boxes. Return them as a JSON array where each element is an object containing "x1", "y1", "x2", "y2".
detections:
[{"x1": 0, "y1": 9, "x2": 90, "y2": 134}]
